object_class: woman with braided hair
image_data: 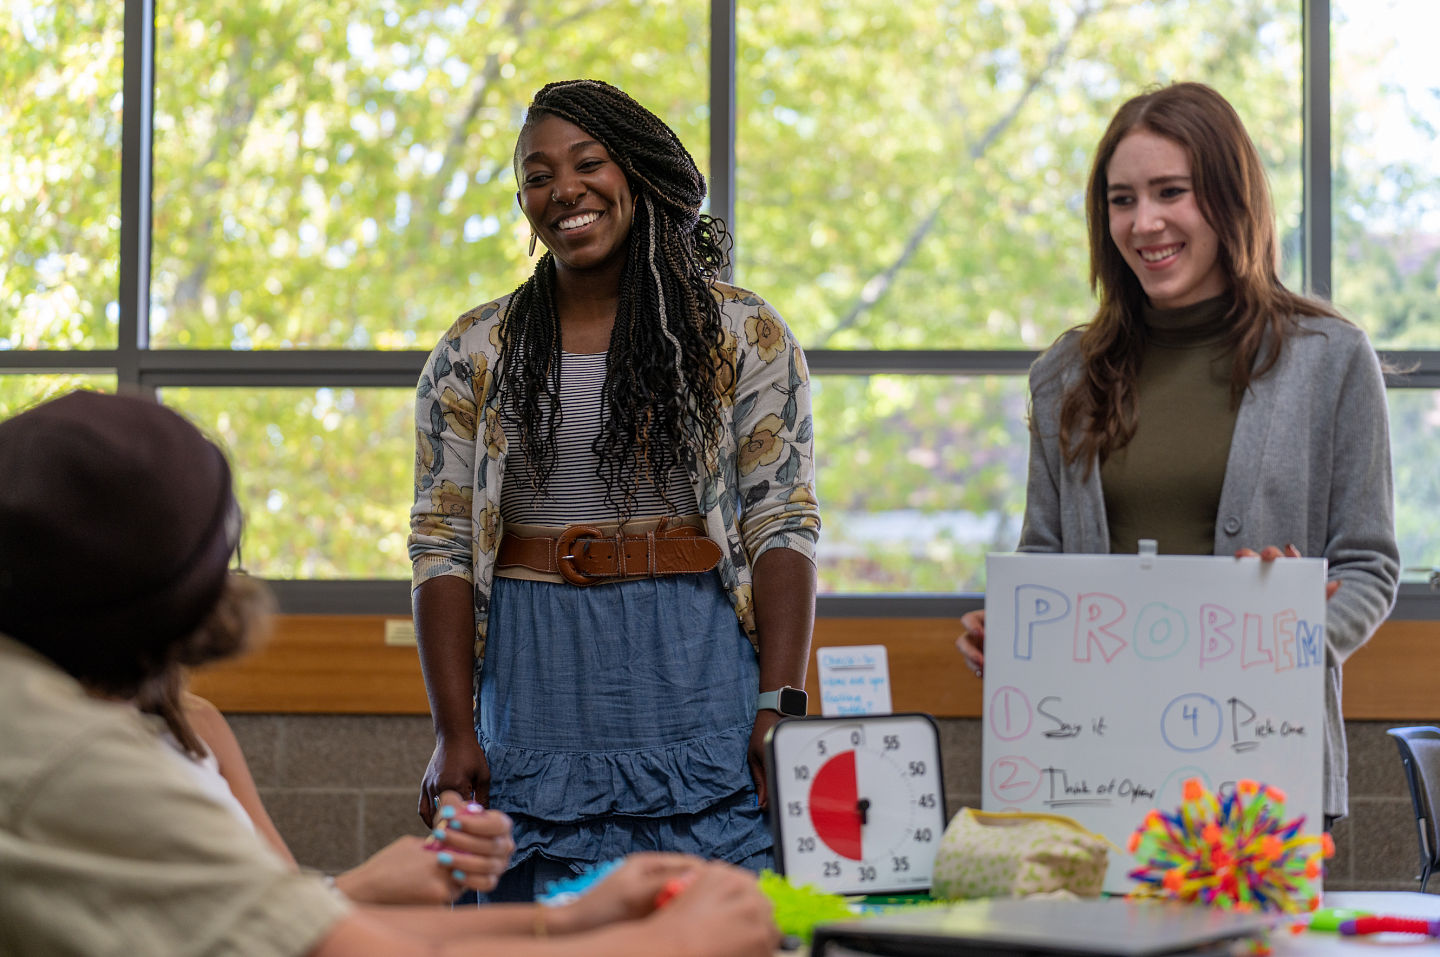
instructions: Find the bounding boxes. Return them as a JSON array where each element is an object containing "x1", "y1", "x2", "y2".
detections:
[{"x1": 409, "y1": 79, "x2": 821, "y2": 901}]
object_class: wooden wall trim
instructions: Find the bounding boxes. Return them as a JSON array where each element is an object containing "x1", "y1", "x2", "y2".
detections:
[
  {"x1": 190, "y1": 616, "x2": 1437, "y2": 721},
  {"x1": 190, "y1": 616, "x2": 430, "y2": 714},
  {"x1": 1337, "y1": 620, "x2": 1440, "y2": 721}
]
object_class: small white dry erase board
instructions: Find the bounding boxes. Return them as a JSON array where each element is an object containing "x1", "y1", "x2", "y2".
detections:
[
  {"x1": 817, "y1": 644, "x2": 894, "y2": 716},
  {"x1": 982, "y1": 553, "x2": 1328, "y2": 894},
  {"x1": 766, "y1": 713, "x2": 947, "y2": 895}
]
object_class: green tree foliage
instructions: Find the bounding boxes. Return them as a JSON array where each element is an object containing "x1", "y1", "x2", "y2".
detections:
[
  {"x1": 736, "y1": 0, "x2": 1303, "y2": 352},
  {"x1": 1330, "y1": 0, "x2": 1440, "y2": 575},
  {"x1": 0, "y1": 0, "x2": 122, "y2": 349},
  {"x1": 0, "y1": 373, "x2": 115, "y2": 415},
  {"x1": 1389, "y1": 390, "x2": 1440, "y2": 575},
  {"x1": 739, "y1": 0, "x2": 1303, "y2": 589},
  {"x1": 149, "y1": 0, "x2": 708, "y2": 349},
  {"x1": 149, "y1": 0, "x2": 708, "y2": 577},
  {"x1": 813, "y1": 375, "x2": 1028, "y2": 591},
  {"x1": 163, "y1": 387, "x2": 413, "y2": 577}
]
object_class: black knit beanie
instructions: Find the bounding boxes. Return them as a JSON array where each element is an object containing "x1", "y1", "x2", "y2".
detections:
[{"x1": 0, "y1": 391, "x2": 236, "y2": 691}]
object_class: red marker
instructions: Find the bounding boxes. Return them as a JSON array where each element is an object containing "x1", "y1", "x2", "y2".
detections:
[{"x1": 654, "y1": 872, "x2": 697, "y2": 909}]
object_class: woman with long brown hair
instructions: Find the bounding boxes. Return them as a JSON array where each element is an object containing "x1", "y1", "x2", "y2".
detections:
[{"x1": 956, "y1": 82, "x2": 1398, "y2": 824}]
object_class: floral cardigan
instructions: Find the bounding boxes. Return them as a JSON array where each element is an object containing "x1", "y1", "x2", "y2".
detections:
[{"x1": 408, "y1": 282, "x2": 822, "y2": 666}]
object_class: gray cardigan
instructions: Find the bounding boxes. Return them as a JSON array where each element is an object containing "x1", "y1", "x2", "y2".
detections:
[{"x1": 1020, "y1": 315, "x2": 1400, "y2": 818}]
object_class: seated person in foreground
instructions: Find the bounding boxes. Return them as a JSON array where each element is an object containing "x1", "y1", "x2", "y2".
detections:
[
  {"x1": 0, "y1": 391, "x2": 779, "y2": 957},
  {"x1": 135, "y1": 658, "x2": 513, "y2": 905}
]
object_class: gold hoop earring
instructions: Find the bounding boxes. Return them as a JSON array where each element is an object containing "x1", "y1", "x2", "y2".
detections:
[{"x1": 528, "y1": 232, "x2": 537, "y2": 256}]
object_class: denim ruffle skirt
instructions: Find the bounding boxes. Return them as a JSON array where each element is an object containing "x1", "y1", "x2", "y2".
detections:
[{"x1": 477, "y1": 570, "x2": 774, "y2": 900}]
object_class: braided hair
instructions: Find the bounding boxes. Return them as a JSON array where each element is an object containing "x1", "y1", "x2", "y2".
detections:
[{"x1": 501, "y1": 79, "x2": 732, "y2": 519}]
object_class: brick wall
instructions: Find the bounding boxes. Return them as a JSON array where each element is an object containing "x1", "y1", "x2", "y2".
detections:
[
  {"x1": 228, "y1": 714, "x2": 1433, "y2": 892},
  {"x1": 227, "y1": 714, "x2": 437, "y2": 873}
]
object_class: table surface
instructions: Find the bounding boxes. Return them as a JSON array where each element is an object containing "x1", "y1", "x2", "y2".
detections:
[
  {"x1": 785, "y1": 892, "x2": 1440, "y2": 956},
  {"x1": 1270, "y1": 892, "x2": 1440, "y2": 955}
]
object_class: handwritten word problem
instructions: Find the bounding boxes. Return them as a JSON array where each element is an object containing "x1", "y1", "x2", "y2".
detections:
[
  {"x1": 1228, "y1": 697, "x2": 1306, "y2": 753},
  {"x1": 991, "y1": 687, "x2": 1309, "y2": 756},
  {"x1": 986, "y1": 758, "x2": 1158, "y2": 807},
  {"x1": 1012, "y1": 586, "x2": 1324, "y2": 670}
]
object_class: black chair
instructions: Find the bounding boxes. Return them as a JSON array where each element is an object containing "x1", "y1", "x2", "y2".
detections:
[{"x1": 1387, "y1": 727, "x2": 1440, "y2": 892}]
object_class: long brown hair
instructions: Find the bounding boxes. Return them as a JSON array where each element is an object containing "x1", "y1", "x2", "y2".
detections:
[
  {"x1": 1057, "y1": 82, "x2": 1341, "y2": 473},
  {"x1": 135, "y1": 574, "x2": 274, "y2": 759}
]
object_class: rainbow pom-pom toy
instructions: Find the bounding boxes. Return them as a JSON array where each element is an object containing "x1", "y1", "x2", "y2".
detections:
[{"x1": 1127, "y1": 778, "x2": 1333, "y2": 913}]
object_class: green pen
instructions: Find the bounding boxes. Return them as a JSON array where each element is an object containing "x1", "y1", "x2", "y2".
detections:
[{"x1": 1309, "y1": 908, "x2": 1372, "y2": 932}]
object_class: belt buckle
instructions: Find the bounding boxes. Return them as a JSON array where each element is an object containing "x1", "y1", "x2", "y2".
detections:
[{"x1": 556, "y1": 524, "x2": 608, "y2": 586}]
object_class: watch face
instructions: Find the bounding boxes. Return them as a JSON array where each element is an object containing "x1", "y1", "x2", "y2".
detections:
[
  {"x1": 779, "y1": 687, "x2": 808, "y2": 716},
  {"x1": 767, "y1": 713, "x2": 946, "y2": 896}
]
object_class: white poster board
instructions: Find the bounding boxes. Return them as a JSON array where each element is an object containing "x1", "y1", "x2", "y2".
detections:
[
  {"x1": 981, "y1": 553, "x2": 1328, "y2": 893},
  {"x1": 817, "y1": 645, "x2": 893, "y2": 716}
]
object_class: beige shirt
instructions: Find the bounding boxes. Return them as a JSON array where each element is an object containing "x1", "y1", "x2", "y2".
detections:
[{"x1": 0, "y1": 635, "x2": 349, "y2": 957}]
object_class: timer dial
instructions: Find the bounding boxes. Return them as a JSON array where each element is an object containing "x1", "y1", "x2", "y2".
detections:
[{"x1": 766, "y1": 713, "x2": 947, "y2": 895}]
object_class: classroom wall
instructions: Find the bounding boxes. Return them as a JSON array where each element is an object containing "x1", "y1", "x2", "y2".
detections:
[{"x1": 228, "y1": 713, "x2": 1427, "y2": 892}]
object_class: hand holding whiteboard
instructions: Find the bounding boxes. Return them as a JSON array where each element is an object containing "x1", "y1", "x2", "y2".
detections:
[{"x1": 981, "y1": 552, "x2": 1327, "y2": 893}]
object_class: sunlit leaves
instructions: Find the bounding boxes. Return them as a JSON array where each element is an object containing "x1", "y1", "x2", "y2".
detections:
[
  {"x1": 149, "y1": 0, "x2": 708, "y2": 349},
  {"x1": 0, "y1": 0, "x2": 123, "y2": 349},
  {"x1": 164, "y1": 387, "x2": 414, "y2": 577},
  {"x1": 735, "y1": 0, "x2": 1304, "y2": 350},
  {"x1": 0, "y1": 373, "x2": 114, "y2": 417},
  {"x1": 740, "y1": 0, "x2": 1304, "y2": 589}
]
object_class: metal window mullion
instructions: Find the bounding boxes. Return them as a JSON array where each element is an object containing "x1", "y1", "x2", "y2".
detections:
[
  {"x1": 1380, "y1": 351, "x2": 1440, "y2": 389},
  {"x1": 805, "y1": 349, "x2": 1039, "y2": 376},
  {"x1": 0, "y1": 348, "x2": 1043, "y2": 379},
  {"x1": 1303, "y1": 0, "x2": 1332, "y2": 300},
  {"x1": 6, "y1": 345, "x2": 1429, "y2": 382},
  {"x1": 709, "y1": 0, "x2": 737, "y2": 281},
  {"x1": 0, "y1": 351, "x2": 120, "y2": 373},
  {"x1": 117, "y1": 0, "x2": 156, "y2": 394},
  {"x1": 254, "y1": 579, "x2": 1440, "y2": 618}
]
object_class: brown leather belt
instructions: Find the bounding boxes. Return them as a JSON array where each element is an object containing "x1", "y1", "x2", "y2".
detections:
[{"x1": 496, "y1": 521, "x2": 723, "y2": 587}]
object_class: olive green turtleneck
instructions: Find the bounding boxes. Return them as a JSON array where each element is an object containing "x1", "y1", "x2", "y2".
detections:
[{"x1": 1101, "y1": 293, "x2": 1239, "y2": 556}]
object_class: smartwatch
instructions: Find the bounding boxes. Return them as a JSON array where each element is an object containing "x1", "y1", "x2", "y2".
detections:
[{"x1": 757, "y1": 686, "x2": 808, "y2": 717}]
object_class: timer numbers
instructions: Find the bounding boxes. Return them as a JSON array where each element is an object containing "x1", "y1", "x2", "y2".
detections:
[{"x1": 770, "y1": 714, "x2": 947, "y2": 895}]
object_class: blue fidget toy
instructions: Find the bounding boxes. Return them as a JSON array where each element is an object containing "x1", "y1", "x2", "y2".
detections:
[{"x1": 535, "y1": 857, "x2": 626, "y2": 906}]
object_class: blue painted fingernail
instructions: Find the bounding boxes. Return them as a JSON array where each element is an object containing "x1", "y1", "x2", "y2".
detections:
[
  {"x1": 448, "y1": 819, "x2": 463, "y2": 829},
  {"x1": 439, "y1": 806, "x2": 457, "y2": 819},
  {"x1": 437, "y1": 852, "x2": 454, "y2": 865},
  {"x1": 452, "y1": 869, "x2": 466, "y2": 881},
  {"x1": 432, "y1": 828, "x2": 447, "y2": 840},
  {"x1": 466, "y1": 802, "x2": 484, "y2": 813}
]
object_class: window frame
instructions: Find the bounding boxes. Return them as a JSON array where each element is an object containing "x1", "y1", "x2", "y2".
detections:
[{"x1": 3, "y1": 0, "x2": 1437, "y2": 617}]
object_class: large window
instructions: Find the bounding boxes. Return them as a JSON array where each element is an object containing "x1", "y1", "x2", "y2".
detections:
[
  {"x1": 160, "y1": 387, "x2": 413, "y2": 577},
  {"x1": 149, "y1": 0, "x2": 708, "y2": 349},
  {"x1": 1331, "y1": 0, "x2": 1440, "y2": 585},
  {"x1": 736, "y1": 0, "x2": 1303, "y2": 350},
  {"x1": 738, "y1": 0, "x2": 1306, "y2": 591},
  {"x1": 1, "y1": 0, "x2": 124, "y2": 350},
  {"x1": 1332, "y1": 0, "x2": 1440, "y2": 351},
  {"x1": 1390, "y1": 390, "x2": 1440, "y2": 577},
  {"x1": 0, "y1": 373, "x2": 116, "y2": 415},
  {"x1": 2, "y1": 0, "x2": 1436, "y2": 611},
  {"x1": 814, "y1": 375, "x2": 1028, "y2": 592}
]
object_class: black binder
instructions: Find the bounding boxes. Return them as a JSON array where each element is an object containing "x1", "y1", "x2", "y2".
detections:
[{"x1": 810, "y1": 898, "x2": 1271, "y2": 957}]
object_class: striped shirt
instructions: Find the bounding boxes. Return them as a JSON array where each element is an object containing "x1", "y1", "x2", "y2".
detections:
[{"x1": 499, "y1": 351, "x2": 699, "y2": 525}]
